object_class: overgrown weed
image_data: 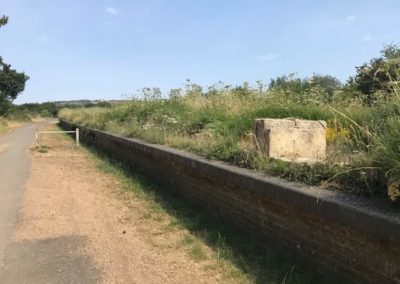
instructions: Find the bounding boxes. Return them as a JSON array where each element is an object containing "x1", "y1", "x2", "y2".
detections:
[{"x1": 59, "y1": 82, "x2": 400, "y2": 200}]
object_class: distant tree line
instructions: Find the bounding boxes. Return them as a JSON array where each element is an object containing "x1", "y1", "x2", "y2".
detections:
[
  {"x1": 267, "y1": 44, "x2": 400, "y2": 105},
  {"x1": 268, "y1": 73, "x2": 342, "y2": 102},
  {"x1": 9, "y1": 100, "x2": 113, "y2": 119}
]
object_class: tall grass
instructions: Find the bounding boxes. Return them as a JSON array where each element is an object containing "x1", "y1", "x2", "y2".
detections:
[
  {"x1": 0, "y1": 117, "x2": 7, "y2": 133},
  {"x1": 59, "y1": 86, "x2": 400, "y2": 200}
]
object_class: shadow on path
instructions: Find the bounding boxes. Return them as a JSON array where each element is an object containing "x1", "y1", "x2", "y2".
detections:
[{"x1": 0, "y1": 235, "x2": 100, "y2": 284}]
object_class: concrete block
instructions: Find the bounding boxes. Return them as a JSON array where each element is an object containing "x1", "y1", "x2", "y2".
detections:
[{"x1": 254, "y1": 118, "x2": 327, "y2": 162}]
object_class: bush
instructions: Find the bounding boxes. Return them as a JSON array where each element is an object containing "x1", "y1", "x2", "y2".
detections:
[{"x1": 353, "y1": 44, "x2": 400, "y2": 105}]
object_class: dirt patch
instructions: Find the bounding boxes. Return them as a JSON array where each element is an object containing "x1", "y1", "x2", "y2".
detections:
[
  {"x1": 0, "y1": 142, "x2": 11, "y2": 153},
  {"x1": 14, "y1": 121, "x2": 235, "y2": 283}
]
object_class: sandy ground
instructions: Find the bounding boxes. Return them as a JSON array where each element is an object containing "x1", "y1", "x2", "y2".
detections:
[
  {"x1": 0, "y1": 142, "x2": 11, "y2": 153},
  {"x1": 12, "y1": 122, "x2": 234, "y2": 283}
]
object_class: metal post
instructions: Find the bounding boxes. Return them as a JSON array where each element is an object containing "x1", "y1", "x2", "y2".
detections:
[{"x1": 75, "y1": 128, "x2": 80, "y2": 146}]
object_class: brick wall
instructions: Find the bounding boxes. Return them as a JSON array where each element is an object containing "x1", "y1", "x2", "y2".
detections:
[{"x1": 60, "y1": 120, "x2": 400, "y2": 283}]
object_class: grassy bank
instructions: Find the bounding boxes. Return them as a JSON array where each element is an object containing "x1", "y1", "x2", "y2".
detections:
[
  {"x1": 0, "y1": 117, "x2": 7, "y2": 133},
  {"x1": 0, "y1": 116, "x2": 29, "y2": 133},
  {"x1": 59, "y1": 85, "x2": 400, "y2": 202}
]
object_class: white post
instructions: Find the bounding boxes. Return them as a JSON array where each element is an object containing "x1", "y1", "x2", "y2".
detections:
[
  {"x1": 35, "y1": 130, "x2": 39, "y2": 148},
  {"x1": 75, "y1": 128, "x2": 80, "y2": 146}
]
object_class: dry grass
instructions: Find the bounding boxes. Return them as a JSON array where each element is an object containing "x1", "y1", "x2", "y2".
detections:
[
  {"x1": 59, "y1": 88, "x2": 400, "y2": 200},
  {"x1": 0, "y1": 118, "x2": 7, "y2": 133},
  {"x1": 0, "y1": 117, "x2": 25, "y2": 133}
]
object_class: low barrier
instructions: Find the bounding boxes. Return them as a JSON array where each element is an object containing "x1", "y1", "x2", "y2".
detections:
[{"x1": 60, "y1": 119, "x2": 400, "y2": 283}]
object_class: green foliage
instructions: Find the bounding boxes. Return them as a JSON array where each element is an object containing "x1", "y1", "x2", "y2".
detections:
[
  {"x1": 95, "y1": 101, "x2": 112, "y2": 108},
  {"x1": 0, "y1": 57, "x2": 29, "y2": 114},
  {"x1": 268, "y1": 73, "x2": 342, "y2": 103},
  {"x1": 347, "y1": 98, "x2": 400, "y2": 187},
  {"x1": 269, "y1": 73, "x2": 309, "y2": 94},
  {"x1": 60, "y1": 89, "x2": 339, "y2": 186},
  {"x1": 0, "y1": 16, "x2": 29, "y2": 115},
  {"x1": 353, "y1": 44, "x2": 400, "y2": 105},
  {"x1": 59, "y1": 44, "x2": 400, "y2": 201},
  {"x1": 13, "y1": 102, "x2": 58, "y2": 117},
  {"x1": 0, "y1": 95, "x2": 13, "y2": 115},
  {"x1": 309, "y1": 74, "x2": 342, "y2": 99},
  {"x1": 59, "y1": 78, "x2": 400, "y2": 199},
  {"x1": 0, "y1": 15, "x2": 8, "y2": 28}
]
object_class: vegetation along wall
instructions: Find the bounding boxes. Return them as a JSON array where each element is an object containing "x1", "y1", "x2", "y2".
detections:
[{"x1": 60, "y1": 119, "x2": 400, "y2": 283}]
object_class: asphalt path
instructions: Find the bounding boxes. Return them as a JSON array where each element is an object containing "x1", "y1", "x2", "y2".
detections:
[
  {"x1": 0, "y1": 123, "x2": 37, "y2": 267},
  {"x1": 0, "y1": 121, "x2": 246, "y2": 284},
  {"x1": 0, "y1": 121, "x2": 98, "y2": 283}
]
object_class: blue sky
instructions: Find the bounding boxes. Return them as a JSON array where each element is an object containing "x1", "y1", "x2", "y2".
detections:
[{"x1": 1, "y1": 0, "x2": 399, "y2": 103}]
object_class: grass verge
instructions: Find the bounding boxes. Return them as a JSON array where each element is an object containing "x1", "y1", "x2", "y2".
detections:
[{"x1": 0, "y1": 118, "x2": 8, "y2": 133}]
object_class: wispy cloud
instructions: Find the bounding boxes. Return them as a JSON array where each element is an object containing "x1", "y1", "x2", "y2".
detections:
[
  {"x1": 362, "y1": 34, "x2": 373, "y2": 41},
  {"x1": 346, "y1": 15, "x2": 357, "y2": 22},
  {"x1": 37, "y1": 35, "x2": 49, "y2": 43},
  {"x1": 106, "y1": 6, "x2": 119, "y2": 15},
  {"x1": 135, "y1": 27, "x2": 147, "y2": 33},
  {"x1": 258, "y1": 53, "x2": 279, "y2": 61},
  {"x1": 325, "y1": 15, "x2": 358, "y2": 27}
]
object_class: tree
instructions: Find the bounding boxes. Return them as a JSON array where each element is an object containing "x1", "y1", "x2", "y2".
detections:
[
  {"x1": 309, "y1": 74, "x2": 342, "y2": 99},
  {"x1": 0, "y1": 16, "x2": 8, "y2": 28},
  {"x1": 0, "y1": 57, "x2": 29, "y2": 114},
  {"x1": 268, "y1": 73, "x2": 309, "y2": 94},
  {"x1": 0, "y1": 16, "x2": 29, "y2": 115},
  {"x1": 269, "y1": 74, "x2": 342, "y2": 95},
  {"x1": 354, "y1": 44, "x2": 400, "y2": 104}
]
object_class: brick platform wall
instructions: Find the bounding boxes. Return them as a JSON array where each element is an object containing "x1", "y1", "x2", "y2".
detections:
[{"x1": 60, "y1": 120, "x2": 400, "y2": 283}]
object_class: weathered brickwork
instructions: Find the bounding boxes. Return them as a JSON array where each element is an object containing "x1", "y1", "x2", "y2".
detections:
[{"x1": 60, "y1": 120, "x2": 400, "y2": 283}]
